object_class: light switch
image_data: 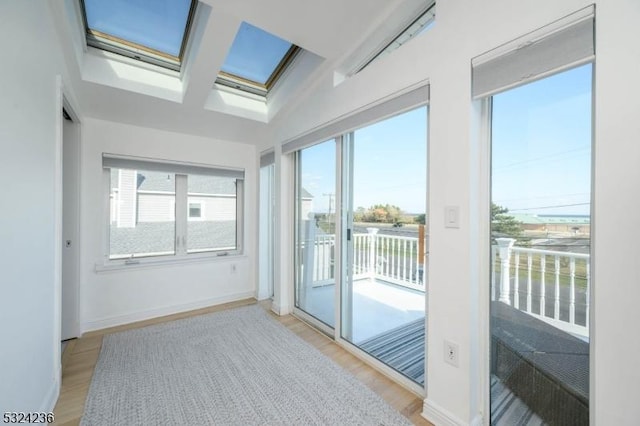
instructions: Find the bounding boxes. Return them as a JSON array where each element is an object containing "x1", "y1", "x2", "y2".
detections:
[{"x1": 445, "y1": 206, "x2": 460, "y2": 228}]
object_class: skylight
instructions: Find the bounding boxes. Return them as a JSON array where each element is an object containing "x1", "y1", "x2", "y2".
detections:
[
  {"x1": 80, "y1": 0, "x2": 196, "y2": 71},
  {"x1": 217, "y1": 22, "x2": 300, "y2": 97}
]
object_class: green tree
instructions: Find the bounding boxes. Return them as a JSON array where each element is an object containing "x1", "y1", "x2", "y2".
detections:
[
  {"x1": 414, "y1": 214, "x2": 426, "y2": 225},
  {"x1": 491, "y1": 203, "x2": 523, "y2": 237},
  {"x1": 360, "y1": 204, "x2": 403, "y2": 223}
]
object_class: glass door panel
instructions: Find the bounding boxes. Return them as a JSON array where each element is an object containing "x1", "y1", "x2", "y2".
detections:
[
  {"x1": 294, "y1": 140, "x2": 337, "y2": 327},
  {"x1": 341, "y1": 107, "x2": 428, "y2": 385},
  {"x1": 489, "y1": 64, "x2": 592, "y2": 425}
]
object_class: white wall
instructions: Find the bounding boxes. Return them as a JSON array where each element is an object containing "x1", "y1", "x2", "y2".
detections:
[
  {"x1": 0, "y1": 0, "x2": 79, "y2": 414},
  {"x1": 80, "y1": 118, "x2": 257, "y2": 331},
  {"x1": 271, "y1": 0, "x2": 640, "y2": 424},
  {"x1": 592, "y1": 1, "x2": 640, "y2": 424}
]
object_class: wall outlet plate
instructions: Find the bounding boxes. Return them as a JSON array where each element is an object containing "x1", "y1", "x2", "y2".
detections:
[{"x1": 444, "y1": 340, "x2": 459, "y2": 367}]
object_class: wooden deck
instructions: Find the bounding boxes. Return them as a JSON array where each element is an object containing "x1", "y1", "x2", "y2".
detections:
[
  {"x1": 359, "y1": 318, "x2": 425, "y2": 385},
  {"x1": 491, "y1": 301, "x2": 589, "y2": 425}
]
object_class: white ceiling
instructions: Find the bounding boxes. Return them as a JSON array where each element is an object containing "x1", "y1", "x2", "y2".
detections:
[{"x1": 55, "y1": 0, "x2": 416, "y2": 144}]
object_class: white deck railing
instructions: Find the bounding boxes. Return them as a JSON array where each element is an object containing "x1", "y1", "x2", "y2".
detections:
[
  {"x1": 304, "y1": 230, "x2": 590, "y2": 337},
  {"x1": 492, "y1": 238, "x2": 590, "y2": 338},
  {"x1": 306, "y1": 227, "x2": 427, "y2": 292}
]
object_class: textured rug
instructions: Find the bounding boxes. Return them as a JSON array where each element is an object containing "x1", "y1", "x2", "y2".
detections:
[{"x1": 81, "y1": 305, "x2": 411, "y2": 425}]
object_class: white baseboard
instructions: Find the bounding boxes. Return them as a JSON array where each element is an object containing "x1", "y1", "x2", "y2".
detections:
[
  {"x1": 271, "y1": 302, "x2": 282, "y2": 315},
  {"x1": 81, "y1": 291, "x2": 256, "y2": 333},
  {"x1": 271, "y1": 302, "x2": 292, "y2": 316},
  {"x1": 422, "y1": 398, "x2": 469, "y2": 426},
  {"x1": 40, "y1": 375, "x2": 60, "y2": 413},
  {"x1": 256, "y1": 290, "x2": 271, "y2": 301}
]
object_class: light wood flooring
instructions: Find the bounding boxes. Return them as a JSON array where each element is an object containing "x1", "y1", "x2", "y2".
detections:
[{"x1": 53, "y1": 298, "x2": 432, "y2": 426}]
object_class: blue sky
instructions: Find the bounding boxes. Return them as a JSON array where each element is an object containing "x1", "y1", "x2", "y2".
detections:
[
  {"x1": 84, "y1": 0, "x2": 192, "y2": 57},
  {"x1": 300, "y1": 65, "x2": 592, "y2": 218},
  {"x1": 300, "y1": 108, "x2": 428, "y2": 215},
  {"x1": 220, "y1": 22, "x2": 292, "y2": 84},
  {"x1": 492, "y1": 64, "x2": 592, "y2": 216}
]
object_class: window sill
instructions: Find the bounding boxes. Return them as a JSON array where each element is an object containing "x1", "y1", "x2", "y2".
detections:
[{"x1": 95, "y1": 252, "x2": 245, "y2": 273}]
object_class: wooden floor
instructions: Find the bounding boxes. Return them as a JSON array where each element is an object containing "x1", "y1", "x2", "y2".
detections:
[{"x1": 54, "y1": 299, "x2": 432, "y2": 425}]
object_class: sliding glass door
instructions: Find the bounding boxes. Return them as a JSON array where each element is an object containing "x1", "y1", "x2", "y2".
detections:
[
  {"x1": 290, "y1": 89, "x2": 429, "y2": 389},
  {"x1": 294, "y1": 140, "x2": 337, "y2": 328},
  {"x1": 341, "y1": 107, "x2": 428, "y2": 385}
]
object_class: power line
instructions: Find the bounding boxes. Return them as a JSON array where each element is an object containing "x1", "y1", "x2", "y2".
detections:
[
  {"x1": 495, "y1": 192, "x2": 590, "y2": 204},
  {"x1": 509, "y1": 202, "x2": 590, "y2": 211},
  {"x1": 494, "y1": 146, "x2": 590, "y2": 171}
]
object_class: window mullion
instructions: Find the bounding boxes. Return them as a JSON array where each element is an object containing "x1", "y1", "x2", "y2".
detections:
[{"x1": 175, "y1": 174, "x2": 188, "y2": 256}]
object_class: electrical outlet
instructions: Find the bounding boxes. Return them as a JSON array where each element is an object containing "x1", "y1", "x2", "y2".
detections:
[
  {"x1": 444, "y1": 340, "x2": 459, "y2": 367},
  {"x1": 230, "y1": 263, "x2": 237, "y2": 274}
]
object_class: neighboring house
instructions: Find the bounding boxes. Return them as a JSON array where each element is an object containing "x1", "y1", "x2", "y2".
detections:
[
  {"x1": 299, "y1": 187, "x2": 314, "y2": 220},
  {"x1": 109, "y1": 170, "x2": 238, "y2": 256},
  {"x1": 110, "y1": 170, "x2": 236, "y2": 227}
]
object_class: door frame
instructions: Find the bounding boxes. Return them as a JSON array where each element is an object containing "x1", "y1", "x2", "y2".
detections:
[{"x1": 55, "y1": 76, "x2": 82, "y2": 364}]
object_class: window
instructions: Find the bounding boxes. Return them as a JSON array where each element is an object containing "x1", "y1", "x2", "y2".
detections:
[
  {"x1": 103, "y1": 155, "x2": 244, "y2": 263},
  {"x1": 216, "y1": 22, "x2": 300, "y2": 96},
  {"x1": 109, "y1": 169, "x2": 176, "y2": 259},
  {"x1": 488, "y1": 63, "x2": 592, "y2": 426},
  {"x1": 188, "y1": 202, "x2": 202, "y2": 219},
  {"x1": 473, "y1": 7, "x2": 595, "y2": 425},
  {"x1": 187, "y1": 175, "x2": 238, "y2": 253},
  {"x1": 354, "y1": 1, "x2": 435, "y2": 74},
  {"x1": 80, "y1": 0, "x2": 197, "y2": 71}
]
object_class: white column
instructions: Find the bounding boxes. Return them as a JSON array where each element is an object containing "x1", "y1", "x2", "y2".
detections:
[{"x1": 495, "y1": 238, "x2": 516, "y2": 305}]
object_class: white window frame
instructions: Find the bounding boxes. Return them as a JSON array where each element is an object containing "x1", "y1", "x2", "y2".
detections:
[{"x1": 100, "y1": 154, "x2": 244, "y2": 270}]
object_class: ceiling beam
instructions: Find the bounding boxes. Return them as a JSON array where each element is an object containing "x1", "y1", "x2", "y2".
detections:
[{"x1": 182, "y1": 3, "x2": 241, "y2": 109}]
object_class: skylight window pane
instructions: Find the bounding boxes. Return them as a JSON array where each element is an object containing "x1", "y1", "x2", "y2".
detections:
[
  {"x1": 220, "y1": 22, "x2": 293, "y2": 85},
  {"x1": 83, "y1": 0, "x2": 193, "y2": 58}
]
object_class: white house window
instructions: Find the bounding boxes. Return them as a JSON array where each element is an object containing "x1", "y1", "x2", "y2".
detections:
[
  {"x1": 103, "y1": 154, "x2": 244, "y2": 263},
  {"x1": 187, "y1": 175, "x2": 238, "y2": 253},
  {"x1": 188, "y1": 202, "x2": 203, "y2": 219}
]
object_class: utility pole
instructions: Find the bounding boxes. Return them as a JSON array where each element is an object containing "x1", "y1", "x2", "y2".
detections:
[{"x1": 323, "y1": 193, "x2": 335, "y2": 216}]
